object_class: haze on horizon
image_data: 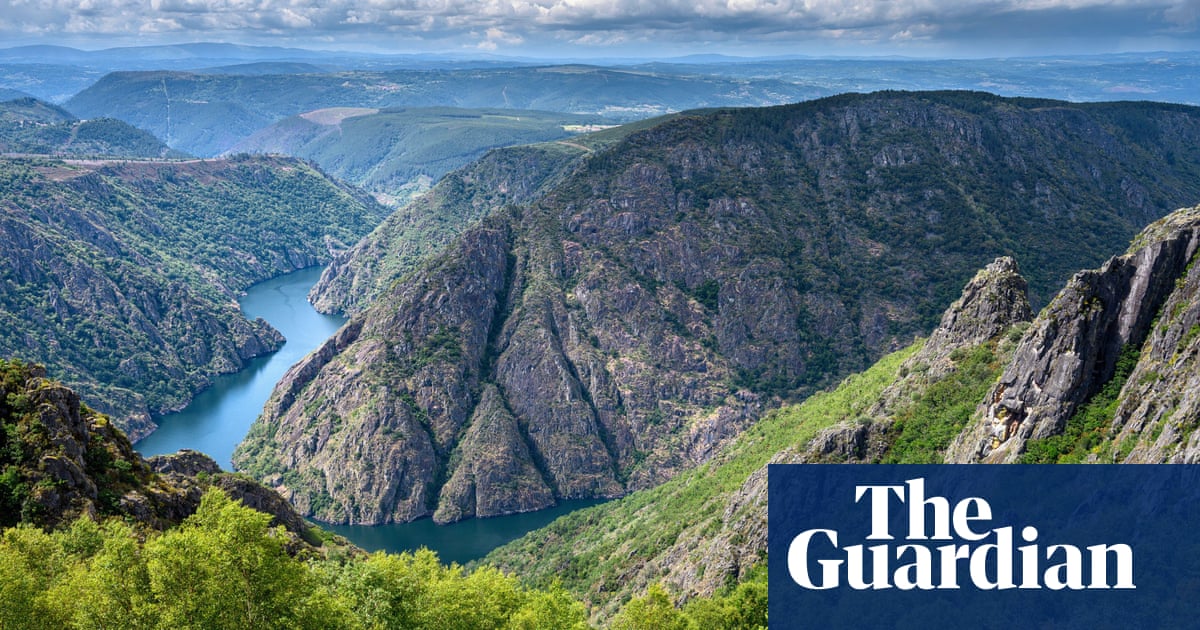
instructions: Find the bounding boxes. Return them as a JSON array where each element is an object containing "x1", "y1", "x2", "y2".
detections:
[{"x1": 1, "y1": 0, "x2": 1198, "y2": 60}]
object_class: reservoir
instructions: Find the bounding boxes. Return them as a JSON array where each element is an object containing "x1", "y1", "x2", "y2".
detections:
[
  {"x1": 134, "y1": 267, "x2": 345, "y2": 470},
  {"x1": 135, "y1": 266, "x2": 596, "y2": 564}
]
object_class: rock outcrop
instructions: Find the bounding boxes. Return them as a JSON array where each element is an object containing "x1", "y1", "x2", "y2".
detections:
[
  {"x1": 0, "y1": 358, "x2": 319, "y2": 548},
  {"x1": 238, "y1": 92, "x2": 1200, "y2": 525},
  {"x1": 949, "y1": 206, "x2": 1200, "y2": 462}
]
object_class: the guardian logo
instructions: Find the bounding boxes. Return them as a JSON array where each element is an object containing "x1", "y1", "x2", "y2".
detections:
[
  {"x1": 786, "y1": 478, "x2": 1135, "y2": 591},
  {"x1": 768, "y1": 465, "x2": 1200, "y2": 629}
]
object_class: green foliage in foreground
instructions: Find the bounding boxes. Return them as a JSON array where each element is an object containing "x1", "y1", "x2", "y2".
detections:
[
  {"x1": 881, "y1": 341, "x2": 1005, "y2": 463},
  {"x1": 0, "y1": 487, "x2": 590, "y2": 630},
  {"x1": 609, "y1": 564, "x2": 768, "y2": 630}
]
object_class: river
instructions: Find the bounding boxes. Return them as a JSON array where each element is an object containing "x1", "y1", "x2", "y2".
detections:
[{"x1": 134, "y1": 266, "x2": 600, "y2": 565}]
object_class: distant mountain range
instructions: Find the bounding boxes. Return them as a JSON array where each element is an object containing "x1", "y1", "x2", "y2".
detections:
[{"x1": 229, "y1": 106, "x2": 604, "y2": 205}]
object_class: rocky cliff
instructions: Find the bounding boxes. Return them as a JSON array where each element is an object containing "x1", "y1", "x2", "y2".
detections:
[
  {"x1": 237, "y1": 92, "x2": 1200, "y2": 525},
  {"x1": 0, "y1": 156, "x2": 387, "y2": 438},
  {"x1": 0, "y1": 359, "x2": 320, "y2": 549},
  {"x1": 950, "y1": 204, "x2": 1200, "y2": 463}
]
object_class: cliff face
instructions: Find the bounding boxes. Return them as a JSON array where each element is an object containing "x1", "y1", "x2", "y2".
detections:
[
  {"x1": 485, "y1": 203, "x2": 1200, "y2": 620},
  {"x1": 237, "y1": 92, "x2": 1200, "y2": 525},
  {"x1": 0, "y1": 156, "x2": 387, "y2": 439},
  {"x1": 951, "y1": 205, "x2": 1200, "y2": 463}
]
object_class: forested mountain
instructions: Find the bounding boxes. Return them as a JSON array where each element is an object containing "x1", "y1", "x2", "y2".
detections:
[
  {"x1": 0, "y1": 156, "x2": 388, "y2": 439},
  {"x1": 485, "y1": 202, "x2": 1200, "y2": 623},
  {"x1": 0, "y1": 97, "x2": 181, "y2": 158},
  {"x1": 64, "y1": 67, "x2": 816, "y2": 156},
  {"x1": 235, "y1": 91, "x2": 1200, "y2": 528},
  {"x1": 229, "y1": 106, "x2": 603, "y2": 206}
]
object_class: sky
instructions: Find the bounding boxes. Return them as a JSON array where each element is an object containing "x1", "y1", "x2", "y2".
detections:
[{"x1": 0, "y1": 0, "x2": 1198, "y2": 59}]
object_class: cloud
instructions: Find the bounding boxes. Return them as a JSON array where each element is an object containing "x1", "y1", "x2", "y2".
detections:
[{"x1": 0, "y1": 0, "x2": 1197, "y2": 54}]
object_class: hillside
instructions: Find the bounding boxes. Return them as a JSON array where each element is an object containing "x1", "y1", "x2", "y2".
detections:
[
  {"x1": 234, "y1": 91, "x2": 1200, "y2": 528},
  {"x1": 64, "y1": 67, "x2": 816, "y2": 156},
  {"x1": 310, "y1": 115, "x2": 676, "y2": 316},
  {"x1": 229, "y1": 106, "x2": 602, "y2": 205},
  {"x1": 488, "y1": 203, "x2": 1200, "y2": 620},
  {"x1": 0, "y1": 97, "x2": 180, "y2": 158},
  {"x1": 0, "y1": 155, "x2": 388, "y2": 439},
  {"x1": 0, "y1": 356, "x2": 755, "y2": 629},
  {"x1": 483, "y1": 255, "x2": 1031, "y2": 619}
]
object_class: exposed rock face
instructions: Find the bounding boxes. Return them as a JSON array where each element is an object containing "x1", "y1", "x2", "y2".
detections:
[
  {"x1": 653, "y1": 256, "x2": 1035, "y2": 600},
  {"x1": 238, "y1": 93, "x2": 1200, "y2": 525},
  {"x1": 0, "y1": 359, "x2": 316, "y2": 547},
  {"x1": 949, "y1": 207, "x2": 1200, "y2": 462},
  {"x1": 434, "y1": 385, "x2": 555, "y2": 523}
]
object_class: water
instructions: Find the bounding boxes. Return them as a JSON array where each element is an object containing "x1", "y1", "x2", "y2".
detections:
[
  {"x1": 134, "y1": 266, "x2": 602, "y2": 564},
  {"x1": 134, "y1": 267, "x2": 345, "y2": 470},
  {"x1": 326, "y1": 499, "x2": 608, "y2": 565}
]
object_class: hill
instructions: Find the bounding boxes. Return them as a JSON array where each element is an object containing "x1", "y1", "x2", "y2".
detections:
[
  {"x1": 229, "y1": 106, "x2": 603, "y2": 205},
  {"x1": 233, "y1": 92, "x2": 1200, "y2": 528},
  {"x1": 0, "y1": 155, "x2": 388, "y2": 439},
  {"x1": 64, "y1": 67, "x2": 816, "y2": 156},
  {"x1": 0, "y1": 97, "x2": 181, "y2": 158},
  {"x1": 308, "y1": 115, "x2": 676, "y2": 316}
]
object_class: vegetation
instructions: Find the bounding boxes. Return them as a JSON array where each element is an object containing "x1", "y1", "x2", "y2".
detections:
[
  {"x1": 881, "y1": 342, "x2": 1005, "y2": 463},
  {"x1": 0, "y1": 155, "x2": 387, "y2": 435},
  {"x1": 484, "y1": 344, "x2": 918, "y2": 618},
  {"x1": 0, "y1": 97, "x2": 181, "y2": 158},
  {"x1": 1019, "y1": 344, "x2": 1141, "y2": 463},
  {"x1": 0, "y1": 488, "x2": 592, "y2": 630},
  {"x1": 233, "y1": 107, "x2": 602, "y2": 206}
]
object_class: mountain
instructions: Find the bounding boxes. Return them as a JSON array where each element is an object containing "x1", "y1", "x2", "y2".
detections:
[
  {"x1": 484, "y1": 253, "x2": 1030, "y2": 620},
  {"x1": 0, "y1": 155, "x2": 388, "y2": 440},
  {"x1": 0, "y1": 97, "x2": 182, "y2": 158},
  {"x1": 64, "y1": 67, "x2": 817, "y2": 156},
  {"x1": 948, "y1": 205, "x2": 1200, "y2": 465},
  {"x1": 486, "y1": 203, "x2": 1200, "y2": 620},
  {"x1": 0, "y1": 88, "x2": 34, "y2": 101},
  {"x1": 308, "y1": 116, "x2": 674, "y2": 316},
  {"x1": 229, "y1": 106, "x2": 603, "y2": 205},
  {"x1": 233, "y1": 91, "x2": 1200, "y2": 528}
]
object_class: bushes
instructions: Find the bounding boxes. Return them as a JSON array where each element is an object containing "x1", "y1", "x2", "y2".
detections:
[{"x1": 0, "y1": 487, "x2": 591, "y2": 630}]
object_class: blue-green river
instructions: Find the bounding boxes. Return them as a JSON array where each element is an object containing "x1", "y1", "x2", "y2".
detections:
[{"x1": 135, "y1": 267, "x2": 595, "y2": 564}]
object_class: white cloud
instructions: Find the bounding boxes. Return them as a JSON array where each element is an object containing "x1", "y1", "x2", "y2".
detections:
[{"x1": 0, "y1": 0, "x2": 1196, "y2": 54}]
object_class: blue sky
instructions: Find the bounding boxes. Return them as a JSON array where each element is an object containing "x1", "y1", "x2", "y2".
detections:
[{"x1": 1, "y1": 0, "x2": 1198, "y2": 58}]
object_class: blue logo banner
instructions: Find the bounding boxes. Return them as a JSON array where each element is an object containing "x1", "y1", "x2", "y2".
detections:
[{"x1": 768, "y1": 464, "x2": 1200, "y2": 629}]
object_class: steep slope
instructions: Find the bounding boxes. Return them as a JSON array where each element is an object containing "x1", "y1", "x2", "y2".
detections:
[
  {"x1": 229, "y1": 107, "x2": 601, "y2": 206},
  {"x1": 309, "y1": 118, "x2": 675, "y2": 316},
  {"x1": 235, "y1": 92, "x2": 1200, "y2": 527},
  {"x1": 0, "y1": 358, "x2": 318, "y2": 545},
  {"x1": 950, "y1": 204, "x2": 1200, "y2": 464},
  {"x1": 483, "y1": 256, "x2": 1032, "y2": 620},
  {"x1": 64, "y1": 67, "x2": 815, "y2": 156},
  {"x1": 0, "y1": 97, "x2": 180, "y2": 158},
  {"x1": 488, "y1": 203, "x2": 1200, "y2": 622},
  {"x1": 0, "y1": 156, "x2": 388, "y2": 439}
]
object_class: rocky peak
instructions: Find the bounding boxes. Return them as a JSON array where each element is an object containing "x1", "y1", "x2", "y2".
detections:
[{"x1": 949, "y1": 206, "x2": 1200, "y2": 462}]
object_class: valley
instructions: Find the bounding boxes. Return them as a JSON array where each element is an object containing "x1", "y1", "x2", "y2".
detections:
[{"x1": 6, "y1": 40, "x2": 1200, "y2": 629}]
